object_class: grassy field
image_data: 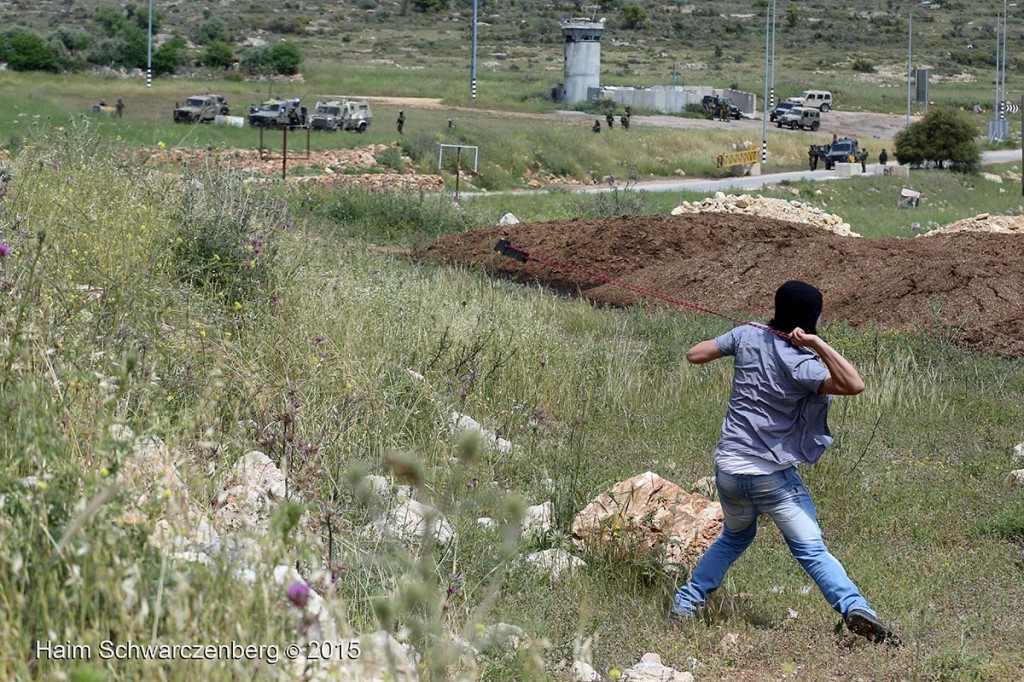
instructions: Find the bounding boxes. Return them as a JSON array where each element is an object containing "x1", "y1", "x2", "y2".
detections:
[
  {"x1": 1, "y1": 122, "x2": 1023, "y2": 681},
  {"x1": 1, "y1": 4, "x2": 1024, "y2": 678}
]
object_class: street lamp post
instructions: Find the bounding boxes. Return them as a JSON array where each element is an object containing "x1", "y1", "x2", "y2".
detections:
[
  {"x1": 470, "y1": 0, "x2": 478, "y2": 101},
  {"x1": 146, "y1": 0, "x2": 153, "y2": 88},
  {"x1": 770, "y1": 0, "x2": 777, "y2": 109},
  {"x1": 1000, "y1": 3, "x2": 1016, "y2": 126},
  {"x1": 761, "y1": 0, "x2": 774, "y2": 164},
  {"x1": 906, "y1": 2, "x2": 930, "y2": 128}
]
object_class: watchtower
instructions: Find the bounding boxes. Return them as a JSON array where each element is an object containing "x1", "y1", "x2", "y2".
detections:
[{"x1": 560, "y1": 18, "x2": 604, "y2": 104}]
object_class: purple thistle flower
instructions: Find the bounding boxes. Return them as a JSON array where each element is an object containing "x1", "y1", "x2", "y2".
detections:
[
  {"x1": 0, "y1": 243, "x2": 9, "y2": 258},
  {"x1": 286, "y1": 581, "x2": 311, "y2": 608}
]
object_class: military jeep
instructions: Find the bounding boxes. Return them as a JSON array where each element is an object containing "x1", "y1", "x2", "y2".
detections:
[
  {"x1": 173, "y1": 95, "x2": 229, "y2": 123},
  {"x1": 248, "y1": 98, "x2": 307, "y2": 128},
  {"x1": 310, "y1": 99, "x2": 373, "y2": 133}
]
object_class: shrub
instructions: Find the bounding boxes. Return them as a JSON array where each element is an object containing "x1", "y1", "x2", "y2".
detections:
[
  {"x1": 266, "y1": 42, "x2": 302, "y2": 75},
  {"x1": 200, "y1": 40, "x2": 234, "y2": 69},
  {"x1": 241, "y1": 42, "x2": 302, "y2": 75},
  {"x1": 152, "y1": 35, "x2": 188, "y2": 75},
  {"x1": 620, "y1": 5, "x2": 650, "y2": 30},
  {"x1": 0, "y1": 29, "x2": 59, "y2": 72},
  {"x1": 894, "y1": 107, "x2": 980, "y2": 172},
  {"x1": 170, "y1": 170, "x2": 287, "y2": 305},
  {"x1": 851, "y1": 58, "x2": 875, "y2": 73},
  {"x1": 194, "y1": 17, "x2": 234, "y2": 45}
]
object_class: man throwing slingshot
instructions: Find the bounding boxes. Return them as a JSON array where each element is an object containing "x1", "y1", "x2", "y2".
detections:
[{"x1": 670, "y1": 280, "x2": 901, "y2": 647}]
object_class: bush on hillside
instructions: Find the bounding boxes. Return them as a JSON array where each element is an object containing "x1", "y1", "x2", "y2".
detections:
[
  {"x1": 152, "y1": 35, "x2": 189, "y2": 75},
  {"x1": 200, "y1": 40, "x2": 234, "y2": 69},
  {"x1": 84, "y1": 7, "x2": 152, "y2": 69},
  {"x1": 0, "y1": 29, "x2": 59, "y2": 72},
  {"x1": 851, "y1": 58, "x2": 875, "y2": 73},
  {"x1": 194, "y1": 16, "x2": 234, "y2": 45},
  {"x1": 240, "y1": 42, "x2": 303, "y2": 76},
  {"x1": 894, "y1": 107, "x2": 980, "y2": 172},
  {"x1": 620, "y1": 5, "x2": 651, "y2": 30}
]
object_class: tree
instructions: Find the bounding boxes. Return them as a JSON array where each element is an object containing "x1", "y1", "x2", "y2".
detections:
[
  {"x1": 410, "y1": 0, "x2": 445, "y2": 11},
  {"x1": 194, "y1": 17, "x2": 233, "y2": 45},
  {"x1": 266, "y1": 42, "x2": 301, "y2": 75},
  {"x1": 0, "y1": 30, "x2": 60, "y2": 72},
  {"x1": 201, "y1": 40, "x2": 234, "y2": 69},
  {"x1": 152, "y1": 35, "x2": 188, "y2": 75},
  {"x1": 620, "y1": 5, "x2": 650, "y2": 30},
  {"x1": 893, "y1": 107, "x2": 980, "y2": 172},
  {"x1": 786, "y1": 6, "x2": 800, "y2": 28}
]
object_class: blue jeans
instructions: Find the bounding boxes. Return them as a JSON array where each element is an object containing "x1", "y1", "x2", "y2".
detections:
[{"x1": 672, "y1": 467, "x2": 874, "y2": 618}]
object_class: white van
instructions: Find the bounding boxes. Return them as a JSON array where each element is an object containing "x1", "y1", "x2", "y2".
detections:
[{"x1": 787, "y1": 90, "x2": 833, "y2": 112}]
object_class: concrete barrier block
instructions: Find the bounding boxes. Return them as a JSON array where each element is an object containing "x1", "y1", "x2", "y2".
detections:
[
  {"x1": 835, "y1": 163, "x2": 861, "y2": 178},
  {"x1": 882, "y1": 164, "x2": 910, "y2": 177}
]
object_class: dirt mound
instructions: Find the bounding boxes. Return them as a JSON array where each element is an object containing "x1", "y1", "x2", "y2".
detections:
[
  {"x1": 417, "y1": 213, "x2": 1024, "y2": 357},
  {"x1": 923, "y1": 213, "x2": 1024, "y2": 236},
  {"x1": 671, "y1": 193, "x2": 859, "y2": 237}
]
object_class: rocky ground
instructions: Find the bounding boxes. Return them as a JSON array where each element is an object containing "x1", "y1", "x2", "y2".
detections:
[
  {"x1": 142, "y1": 143, "x2": 444, "y2": 190},
  {"x1": 417, "y1": 210, "x2": 1024, "y2": 357}
]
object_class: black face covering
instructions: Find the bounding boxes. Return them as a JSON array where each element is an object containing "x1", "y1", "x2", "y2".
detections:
[{"x1": 769, "y1": 280, "x2": 823, "y2": 335}]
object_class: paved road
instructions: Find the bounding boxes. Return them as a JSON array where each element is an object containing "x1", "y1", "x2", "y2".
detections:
[{"x1": 468, "y1": 148, "x2": 1022, "y2": 197}]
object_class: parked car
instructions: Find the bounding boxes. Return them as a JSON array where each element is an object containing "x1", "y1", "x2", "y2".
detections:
[
  {"x1": 173, "y1": 95, "x2": 229, "y2": 123},
  {"x1": 701, "y1": 95, "x2": 741, "y2": 120},
  {"x1": 786, "y1": 90, "x2": 833, "y2": 112},
  {"x1": 777, "y1": 107, "x2": 821, "y2": 131},
  {"x1": 769, "y1": 100, "x2": 796, "y2": 122}
]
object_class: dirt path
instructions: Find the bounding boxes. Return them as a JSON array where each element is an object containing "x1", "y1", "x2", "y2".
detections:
[{"x1": 362, "y1": 97, "x2": 908, "y2": 142}]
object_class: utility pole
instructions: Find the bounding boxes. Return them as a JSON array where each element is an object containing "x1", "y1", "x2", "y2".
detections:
[
  {"x1": 146, "y1": 0, "x2": 153, "y2": 88},
  {"x1": 470, "y1": 0, "x2": 478, "y2": 101},
  {"x1": 770, "y1": 0, "x2": 777, "y2": 109},
  {"x1": 761, "y1": 0, "x2": 771, "y2": 164}
]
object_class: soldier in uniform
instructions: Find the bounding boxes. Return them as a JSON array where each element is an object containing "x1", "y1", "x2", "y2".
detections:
[
  {"x1": 116, "y1": 97, "x2": 124, "y2": 118},
  {"x1": 606, "y1": 112, "x2": 614, "y2": 129},
  {"x1": 879, "y1": 148, "x2": 889, "y2": 166},
  {"x1": 808, "y1": 145, "x2": 819, "y2": 171},
  {"x1": 620, "y1": 114, "x2": 629, "y2": 131},
  {"x1": 396, "y1": 110, "x2": 406, "y2": 134},
  {"x1": 625, "y1": 105, "x2": 632, "y2": 120},
  {"x1": 592, "y1": 119, "x2": 602, "y2": 133},
  {"x1": 858, "y1": 147, "x2": 868, "y2": 172}
]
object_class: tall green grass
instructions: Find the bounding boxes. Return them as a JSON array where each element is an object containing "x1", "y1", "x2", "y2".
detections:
[{"x1": 2, "y1": 129, "x2": 1023, "y2": 681}]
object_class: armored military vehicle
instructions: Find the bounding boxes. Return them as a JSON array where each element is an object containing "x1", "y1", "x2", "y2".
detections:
[
  {"x1": 701, "y1": 95, "x2": 741, "y2": 120},
  {"x1": 810, "y1": 137, "x2": 860, "y2": 170},
  {"x1": 248, "y1": 98, "x2": 307, "y2": 128},
  {"x1": 173, "y1": 95, "x2": 229, "y2": 123},
  {"x1": 309, "y1": 99, "x2": 373, "y2": 133}
]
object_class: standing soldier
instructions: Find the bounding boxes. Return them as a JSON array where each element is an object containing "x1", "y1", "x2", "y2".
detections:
[
  {"x1": 620, "y1": 114, "x2": 630, "y2": 131},
  {"x1": 116, "y1": 97, "x2": 124, "y2": 118},
  {"x1": 879, "y1": 148, "x2": 889, "y2": 166},
  {"x1": 396, "y1": 110, "x2": 406, "y2": 134},
  {"x1": 625, "y1": 105, "x2": 632, "y2": 121},
  {"x1": 808, "y1": 145, "x2": 819, "y2": 171},
  {"x1": 606, "y1": 112, "x2": 614, "y2": 130},
  {"x1": 858, "y1": 147, "x2": 868, "y2": 173}
]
